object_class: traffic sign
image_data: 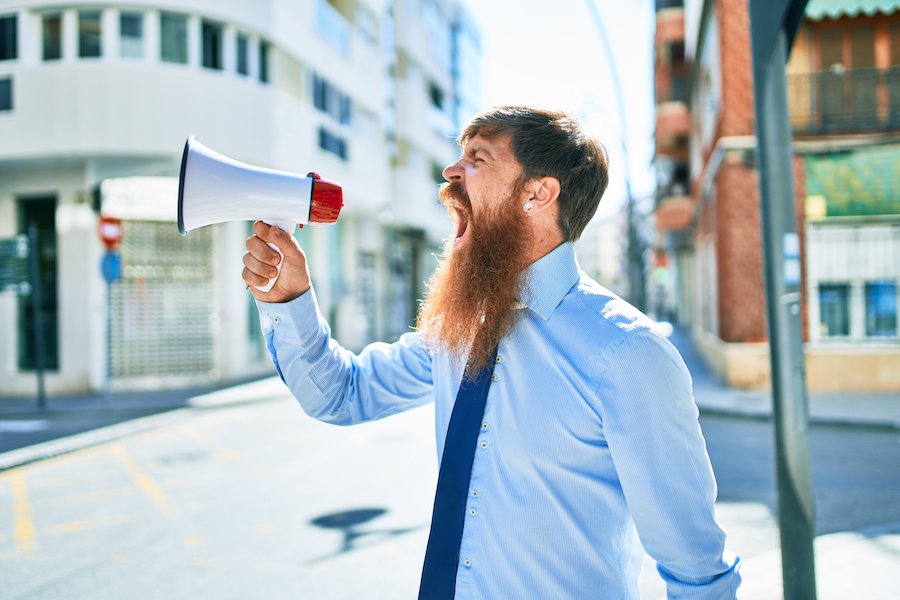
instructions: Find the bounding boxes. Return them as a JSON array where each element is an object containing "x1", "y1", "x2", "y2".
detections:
[
  {"x1": 0, "y1": 235, "x2": 30, "y2": 293},
  {"x1": 101, "y1": 251, "x2": 121, "y2": 283},
  {"x1": 98, "y1": 214, "x2": 123, "y2": 250}
]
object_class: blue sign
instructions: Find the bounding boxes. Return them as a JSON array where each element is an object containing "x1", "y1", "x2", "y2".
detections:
[{"x1": 101, "y1": 251, "x2": 121, "y2": 283}]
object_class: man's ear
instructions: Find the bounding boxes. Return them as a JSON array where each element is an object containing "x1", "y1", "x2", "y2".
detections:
[{"x1": 527, "y1": 177, "x2": 561, "y2": 213}]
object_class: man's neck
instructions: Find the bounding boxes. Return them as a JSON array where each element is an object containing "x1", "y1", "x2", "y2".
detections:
[{"x1": 523, "y1": 228, "x2": 566, "y2": 266}]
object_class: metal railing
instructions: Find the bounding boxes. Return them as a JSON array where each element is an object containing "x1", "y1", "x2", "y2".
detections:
[
  {"x1": 788, "y1": 67, "x2": 900, "y2": 134},
  {"x1": 655, "y1": 0, "x2": 683, "y2": 10}
]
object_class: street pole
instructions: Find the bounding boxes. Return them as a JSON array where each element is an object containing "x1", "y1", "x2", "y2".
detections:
[
  {"x1": 584, "y1": 0, "x2": 647, "y2": 311},
  {"x1": 27, "y1": 224, "x2": 47, "y2": 410},
  {"x1": 749, "y1": 4, "x2": 817, "y2": 598},
  {"x1": 105, "y1": 273, "x2": 112, "y2": 403}
]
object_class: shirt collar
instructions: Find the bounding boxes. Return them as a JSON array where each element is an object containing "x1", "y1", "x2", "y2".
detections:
[{"x1": 518, "y1": 242, "x2": 580, "y2": 320}]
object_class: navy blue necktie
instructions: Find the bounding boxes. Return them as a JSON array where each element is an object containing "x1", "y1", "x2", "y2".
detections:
[{"x1": 418, "y1": 349, "x2": 497, "y2": 600}]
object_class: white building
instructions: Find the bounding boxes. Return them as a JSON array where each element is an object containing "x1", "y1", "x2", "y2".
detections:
[{"x1": 0, "y1": 0, "x2": 481, "y2": 395}]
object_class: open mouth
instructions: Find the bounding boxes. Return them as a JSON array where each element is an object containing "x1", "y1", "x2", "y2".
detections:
[{"x1": 453, "y1": 207, "x2": 470, "y2": 246}]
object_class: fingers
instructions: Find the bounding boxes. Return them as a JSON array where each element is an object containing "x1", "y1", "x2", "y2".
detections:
[
  {"x1": 245, "y1": 233, "x2": 281, "y2": 267},
  {"x1": 242, "y1": 250, "x2": 278, "y2": 281},
  {"x1": 253, "y1": 221, "x2": 302, "y2": 259}
]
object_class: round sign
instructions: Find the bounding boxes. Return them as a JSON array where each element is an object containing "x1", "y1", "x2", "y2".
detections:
[
  {"x1": 101, "y1": 251, "x2": 121, "y2": 283},
  {"x1": 98, "y1": 214, "x2": 123, "y2": 250}
]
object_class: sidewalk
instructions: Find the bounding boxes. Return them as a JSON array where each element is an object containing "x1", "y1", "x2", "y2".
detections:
[
  {"x1": 666, "y1": 325, "x2": 900, "y2": 430},
  {"x1": 0, "y1": 376, "x2": 291, "y2": 471}
]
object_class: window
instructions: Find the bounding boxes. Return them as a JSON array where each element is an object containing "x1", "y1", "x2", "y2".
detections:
[
  {"x1": 892, "y1": 21, "x2": 900, "y2": 66},
  {"x1": 42, "y1": 14, "x2": 61, "y2": 60},
  {"x1": 428, "y1": 82, "x2": 444, "y2": 110},
  {"x1": 866, "y1": 281, "x2": 897, "y2": 337},
  {"x1": 79, "y1": 11, "x2": 102, "y2": 58},
  {"x1": 0, "y1": 14, "x2": 16, "y2": 61},
  {"x1": 236, "y1": 34, "x2": 248, "y2": 75},
  {"x1": 201, "y1": 20, "x2": 222, "y2": 70},
  {"x1": 318, "y1": 127, "x2": 348, "y2": 160},
  {"x1": 849, "y1": 24, "x2": 875, "y2": 69},
  {"x1": 120, "y1": 12, "x2": 143, "y2": 58},
  {"x1": 312, "y1": 73, "x2": 352, "y2": 125},
  {"x1": 160, "y1": 12, "x2": 188, "y2": 64},
  {"x1": 259, "y1": 40, "x2": 269, "y2": 83},
  {"x1": 819, "y1": 283, "x2": 850, "y2": 337},
  {"x1": 0, "y1": 76, "x2": 11, "y2": 111},
  {"x1": 819, "y1": 28, "x2": 842, "y2": 70}
]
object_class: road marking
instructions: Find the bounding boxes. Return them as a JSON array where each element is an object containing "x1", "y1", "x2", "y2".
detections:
[
  {"x1": 109, "y1": 443, "x2": 174, "y2": 515},
  {"x1": 182, "y1": 426, "x2": 267, "y2": 475},
  {"x1": 8, "y1": 472, "x2": 37, "y2": 552},
  {"x1": 44, "y1": 515, "x2": 133, "y2": 535}
]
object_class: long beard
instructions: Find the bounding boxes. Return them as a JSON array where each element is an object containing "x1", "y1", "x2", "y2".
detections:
[{"x1": 416, "y1": 181, "x2": 533, "y2": 376}]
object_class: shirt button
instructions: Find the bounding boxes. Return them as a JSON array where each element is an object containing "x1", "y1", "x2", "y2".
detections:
[
  {"x1": 469, "y1": 508, "x2": 477, "y2": 516},
  {"x1": 481, "y1": 422, "x2": 489, "y2": 431},
  {"x1": 491, "y1": 373, "x2": 499, "y2": 382},
  {"x1": 463, "y1": 559, "x2": 472, "y2": 568},
  {"x1": 495, "y1": 355, "x2": 504, "y2": 363},
  {"x1": 272, "y1": 316, "x2": 281, "y2": 324},
  {"x1": 471, "y1": 489, "x2": 479, "y2": 497},
  {"x1": 480, "y1": 440, "x2": 488, "y2": 450}
]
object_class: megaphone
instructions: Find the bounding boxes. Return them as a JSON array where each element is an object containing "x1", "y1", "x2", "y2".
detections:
[{"x1": 178, "y1": 135, "x2": 343, "y2": 292}]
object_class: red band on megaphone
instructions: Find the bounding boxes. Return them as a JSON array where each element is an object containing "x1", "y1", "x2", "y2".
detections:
[{"x1": 310, "y1": 179, "x2": 343, "y2": 224}]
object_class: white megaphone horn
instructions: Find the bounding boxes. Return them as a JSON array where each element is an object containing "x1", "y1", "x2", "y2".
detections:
[{"x1": 177, "y1": 135, "x2": 343, "y2": 292}]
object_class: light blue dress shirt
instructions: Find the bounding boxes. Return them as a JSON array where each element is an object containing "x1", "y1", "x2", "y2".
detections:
[{"x1": 256, "y1": 242, "x2": 741, "y2": 599}]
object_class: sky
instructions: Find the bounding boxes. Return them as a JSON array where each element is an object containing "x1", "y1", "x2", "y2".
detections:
[{"x1": 461, "y1": 0, "x2": 656, "y2": 220}]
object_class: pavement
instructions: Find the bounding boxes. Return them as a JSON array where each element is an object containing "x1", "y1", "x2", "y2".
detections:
[{"x1": 1, "y1": 325, "x2": 898, "y2": 597}]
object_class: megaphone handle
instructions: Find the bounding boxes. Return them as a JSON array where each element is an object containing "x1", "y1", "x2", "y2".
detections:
[{"x1": 254, "y1": 219, "x2": 297, "y2": 293}]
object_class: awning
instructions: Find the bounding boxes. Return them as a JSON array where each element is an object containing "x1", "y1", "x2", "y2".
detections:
[{"x1": 806, "y1": 0, "x2": 900, "y2": 20}]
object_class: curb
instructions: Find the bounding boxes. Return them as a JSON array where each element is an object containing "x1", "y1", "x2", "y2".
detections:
[
  {"x1": 697, "y1": 403, "x2": 900, "y2": 430},
  {"x1": 0, "y1": 408, "x2": 191, "y2": 472},
  {"x1": 0, "y1": 377, "x2": 291, "y2": 472}
]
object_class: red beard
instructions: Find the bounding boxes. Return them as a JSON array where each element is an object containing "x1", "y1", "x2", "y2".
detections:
[{"x1": 416, "y1": 181, "x2": 533, "y2": 376}]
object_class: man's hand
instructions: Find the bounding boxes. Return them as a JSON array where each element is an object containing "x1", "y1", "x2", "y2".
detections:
[{"x1": 243, "y1": 220, "x2": 311, "y2": 303}]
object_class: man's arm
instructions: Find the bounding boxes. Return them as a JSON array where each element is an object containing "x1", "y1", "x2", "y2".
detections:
[
  {"x1": 244, "y1": 222, "x2": 434, "y2": 425},
  {"x1": 595, "y1": 327, "x2": 741, "y2": 599}
]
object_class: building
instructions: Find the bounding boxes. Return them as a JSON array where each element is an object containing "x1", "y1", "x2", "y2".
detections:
[
  {"x1": 0, "y1": 0, "x2": 481, "y2": 396},
  {"x1": 653, "y1": 0, "x2": 899, "y2": 391}
]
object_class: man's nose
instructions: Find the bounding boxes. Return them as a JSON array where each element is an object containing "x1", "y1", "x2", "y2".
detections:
[{"x1": 443, "y1": 160, "x2": 464, "y2": 182}]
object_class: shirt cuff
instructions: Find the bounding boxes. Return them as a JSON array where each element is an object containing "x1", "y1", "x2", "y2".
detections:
[{"x1": 255, "y1": 286, "x2": 326, "y2": 348}]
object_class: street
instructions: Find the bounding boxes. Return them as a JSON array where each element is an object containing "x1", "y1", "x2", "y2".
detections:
[{"x1": 1, "y1": 395, "x2": 899, "y2": 599}]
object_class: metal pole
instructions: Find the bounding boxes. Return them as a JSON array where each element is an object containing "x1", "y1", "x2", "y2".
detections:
[
  {"x1": 584, "y1": 0, "x2": 647, "y2": 311},
  {"x1": 27, "y1": 224, "x2": 47, "y2": 410},
  {"x1": 104, "y1": 269, "x2": 112, "y2": 403},
  {"x1": 750, "y1": 26, "x2": 818, "y2": 600}
]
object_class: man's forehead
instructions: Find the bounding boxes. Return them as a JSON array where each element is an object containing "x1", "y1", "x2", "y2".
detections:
[{"x1": 462, "y1": 133, "x2": 513, "y2": 158}]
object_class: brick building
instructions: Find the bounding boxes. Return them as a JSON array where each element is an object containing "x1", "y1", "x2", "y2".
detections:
[{"x1": 654, "y1": 0, "x2": 900, "y2": 391}]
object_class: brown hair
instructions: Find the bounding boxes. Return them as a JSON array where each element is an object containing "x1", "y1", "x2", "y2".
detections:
[{"x1": 459, "y1": 106, "x2": 610, "y2": 241}]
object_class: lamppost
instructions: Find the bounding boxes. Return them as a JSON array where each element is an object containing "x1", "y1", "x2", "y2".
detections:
[{"x1": 583, "y1": 0, "x2": 647, "y2": 311}]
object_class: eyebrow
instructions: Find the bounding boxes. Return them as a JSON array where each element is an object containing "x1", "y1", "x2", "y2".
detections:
[{"x1": 465, "y1": 145, "x2": 494, "y2": 161}]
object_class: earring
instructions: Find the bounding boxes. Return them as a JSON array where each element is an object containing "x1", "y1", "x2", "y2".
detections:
[{"x1": 523, "y1": 202, "x2": 534, "y2": 213}]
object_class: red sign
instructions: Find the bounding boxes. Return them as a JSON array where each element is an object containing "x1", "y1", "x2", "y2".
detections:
[{"x1": 98, "y1": 214, "x2": 123, "y2": 250}]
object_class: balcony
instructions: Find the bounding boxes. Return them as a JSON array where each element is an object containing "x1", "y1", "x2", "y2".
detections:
[
  {"x1": 788, "y1": 67, "x2": 900, "y2": 135},
  {"x1": 656, "y1": 196, "x2": 693, "y2": 232},
  {"x1": 655, "y1": 0, "x2": 683, "y2": 10},
  {"x1": 655, "y1": 102, "x2": 690, "y2": 160}
]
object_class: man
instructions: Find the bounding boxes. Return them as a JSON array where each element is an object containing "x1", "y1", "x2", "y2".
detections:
[{"x1": 243, "y1": 106, "x2": 741, "y2": 599}]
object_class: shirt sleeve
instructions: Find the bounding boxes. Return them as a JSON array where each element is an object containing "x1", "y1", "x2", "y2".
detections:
[
  {"x1": 595, "y1": 327, "x2": 741, "y2": 599},
  {"x1": 255, "y1": 286, "x2": 434, "y2": 426}
]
